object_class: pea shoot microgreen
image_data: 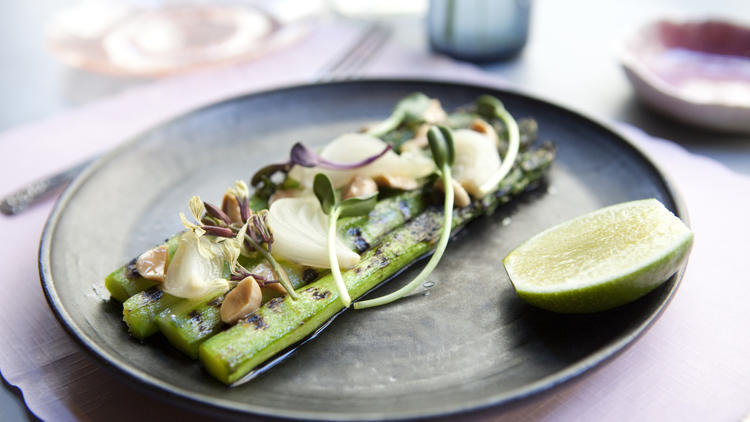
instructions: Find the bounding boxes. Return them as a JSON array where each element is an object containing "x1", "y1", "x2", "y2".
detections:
[
  {"x1": 313, "y1": 173, "x2": 378, "y2": 307},
  {"x1": 354, "y1": 126, "x2": 456, "y2": 309},
  {"x1": 476, "y1": 95, "x2": 520, "y2": 197},
  {"x1": 365, "y1": 92, "x2": 434, "y2": 138}
]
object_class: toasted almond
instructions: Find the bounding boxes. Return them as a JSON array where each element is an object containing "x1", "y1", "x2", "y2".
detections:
[
  {"x1": 373, "y1": 174, "x2": 419, "y2": 191},
  {"x1": 136, "y1": 245, "x2": 169, "y2": 282},
  {"x1": 222, "y1": 193, "x2": 243, "y2": 224},
  {"x1": 342, "y1": 175, "x2": 378, "y2": 200},
  {"x1": 400, "y1": 124, "x2": 431, "y2": 152},
  {"x1": 424, "y1": 99, "x2": 447, "y2": 123},
  {"x1": 415, "y1": 123, "x2": 431, "y2": 138},
  {"x1": 220, "y1": 276, "x2": 263, "y2": 324},
  {"x1": 470, "y1": 118, "x2": 499, "y2": 146},
  {"x1": 251, "y1": 262, "x2": 287, "y2": 294},
  {"x1": 435, "y1": 179, "x2": 472, "y2": 208},
  {"x1": 263, "y1": 281, "x2": 288, "y2": 295}
]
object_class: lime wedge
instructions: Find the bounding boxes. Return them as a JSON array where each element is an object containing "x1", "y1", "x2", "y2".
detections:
[{"x1": 503, "y1": 199, "x2": 693, "y2": 313}]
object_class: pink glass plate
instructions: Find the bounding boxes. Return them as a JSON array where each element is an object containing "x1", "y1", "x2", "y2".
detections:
[
  {"x1": 620, "y1": 20, "x2": 750, "y2": 133},
  {"x1": 47, "y1": 3, "x2": 307, "y2": 77}
]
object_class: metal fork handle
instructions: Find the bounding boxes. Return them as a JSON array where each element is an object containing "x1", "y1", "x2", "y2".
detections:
[
  {"x1": 0, "y1": 159, "x2": 92, "y2": 216},
  {"x1": 316, "y1": 22, "x2": 391, "y2": 82}
]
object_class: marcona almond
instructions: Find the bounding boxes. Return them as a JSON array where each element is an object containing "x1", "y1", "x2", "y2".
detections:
[
  {"x1": 342, "y1": 176, "x2": 378, "y2": 200},
  {"x1": 424, "y1": 99, "x2": 447, "y2": 123},
  {"x1": 220, "y1": 276, "x2": 263, "y2": 324},
  {"x1": 251, "y1": 262, "x2": 287, "y2": 294},
  {"x1": 373, "y1": 174, "x2": 419, "y2": 191},
  {"x1": 136, "y1": 245, "x2": 169, "y2": 282},
  {"x1": 221, "y1": 193, "x2": 243, "y2": 224},
  {"x1": 400, "y1": 124, "x2": 430, "y2": 152},
  {"x1": 470, "y1": 118, "x2": 499, "y2": 146},
  {"x1": 435, "y1": 179, "x2": 472, "y2": 208}
]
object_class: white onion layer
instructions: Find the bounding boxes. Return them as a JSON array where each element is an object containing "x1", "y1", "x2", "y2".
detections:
[
  {"x1": 267, "y1": 196, "x2": 360, "y2": 269},
  {"x1": 451, "y1": 129, "x2": 501, "y2": 197},
  {"x1": 163, "y1": 231, "x2": 230, "y2": 299}
]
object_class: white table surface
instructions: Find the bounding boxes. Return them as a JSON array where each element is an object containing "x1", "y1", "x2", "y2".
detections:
[{"x1": 1, "y1": 0, "x2": 749, "y2": 420}]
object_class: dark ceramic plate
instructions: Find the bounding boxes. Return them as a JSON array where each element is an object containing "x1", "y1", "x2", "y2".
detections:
[{"x1": 39, "y1": 80, "x2": 687, "y2": 420}]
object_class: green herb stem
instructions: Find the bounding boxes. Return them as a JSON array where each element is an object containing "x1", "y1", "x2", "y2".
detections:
[
  {"x1": 328, "y1": 206, "x2": 352, "y2": 307},
  {"x1": 478, "y1": 107, "x2": 520, "y2": 197},
  {"x1": 244, "y1": 234, "x2": 298, "y2": 300},
  {"x1": 354, "y1": 166, "x2": 454, "y2": 309},
  {"x1": 366, "y1": 93, "x2": 432, "y2": 138}
]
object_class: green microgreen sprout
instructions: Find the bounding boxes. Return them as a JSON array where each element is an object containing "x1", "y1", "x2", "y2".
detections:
[
  {"x1": 354, "y1": 126, "x2": 456, "y2": 309},
  {"x1": 313, "y1": 173, "x2": 378, "y2": 307},
  {"x1": 476, "y1": 95, "x2": 520, "y2": 197},
  {"x1": 366, "y1": 92, "x2": 433, "y2": 138}
]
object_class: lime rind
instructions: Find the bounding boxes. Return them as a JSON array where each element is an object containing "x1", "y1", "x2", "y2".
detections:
[
  {"x1": 509, "y1": 235, "x2": 692, "y2": 313},
  {"x1": 505, "y1": 230, "x2": 693, "y2": 295},
  {"x1": 503, "y1": 199, "x2": 694, "y2": 313}
]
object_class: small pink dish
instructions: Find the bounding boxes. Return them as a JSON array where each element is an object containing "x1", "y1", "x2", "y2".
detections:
[{"x1": 620, "y1": 19, "x2": 750, "y2": 133}]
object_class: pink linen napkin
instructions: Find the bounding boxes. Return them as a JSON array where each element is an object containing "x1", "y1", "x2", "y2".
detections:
[{"x1": 1, "y1": 20, "x2": 748, "y2": 422}]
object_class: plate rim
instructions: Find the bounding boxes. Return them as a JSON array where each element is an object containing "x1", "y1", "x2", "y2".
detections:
[{"x1": 38, "y1": 78, "x2": 690, "y2": 420}]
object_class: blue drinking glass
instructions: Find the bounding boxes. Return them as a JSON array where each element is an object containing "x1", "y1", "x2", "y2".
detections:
[{"x1": 428, "y1": 0, "x2": 531, "y2": 63}]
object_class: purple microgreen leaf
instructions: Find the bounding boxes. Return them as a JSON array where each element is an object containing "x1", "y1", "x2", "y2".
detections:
[
  {"x1": 291, "y1": 142, "x2": 392, "y2": 170},
  {"x1": 201, "y1": 216, "x2": 220, "y2": 226},
  {"x1": 257, "y1": 279, "x2": 280, "y2": 288},
  {"x1": 240, "y1": 196, "x2": 250, "y2": 222},
  {"x1": 230, "y1": 268, "x2": 251, "y2": 281},
  {"x1": 201, "y1": 225, "x2": 235, "y2": 238},
  {"x1": 289, "y1": 142, "x2": 320, "y2": 167},
  {"x1": 250, "y1": 273, "x2": 268, "y2": 282},
  {"x1": 253, "y1": 214, "x2": 271, "y2": 244},
  {"x1": 204, "y1": 201, "x2": 231, "y2": 225},
  {"x1": 248, "y1": 222, "x2": 264, "y2": 245},
  {"x1": 250, "y1": 274, "x2": 280, "y2": 287}
]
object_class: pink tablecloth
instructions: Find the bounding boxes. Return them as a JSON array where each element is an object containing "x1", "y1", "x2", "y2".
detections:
[{"x1": 0, "y1": 20, "x2": 748, "y2": 421}]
